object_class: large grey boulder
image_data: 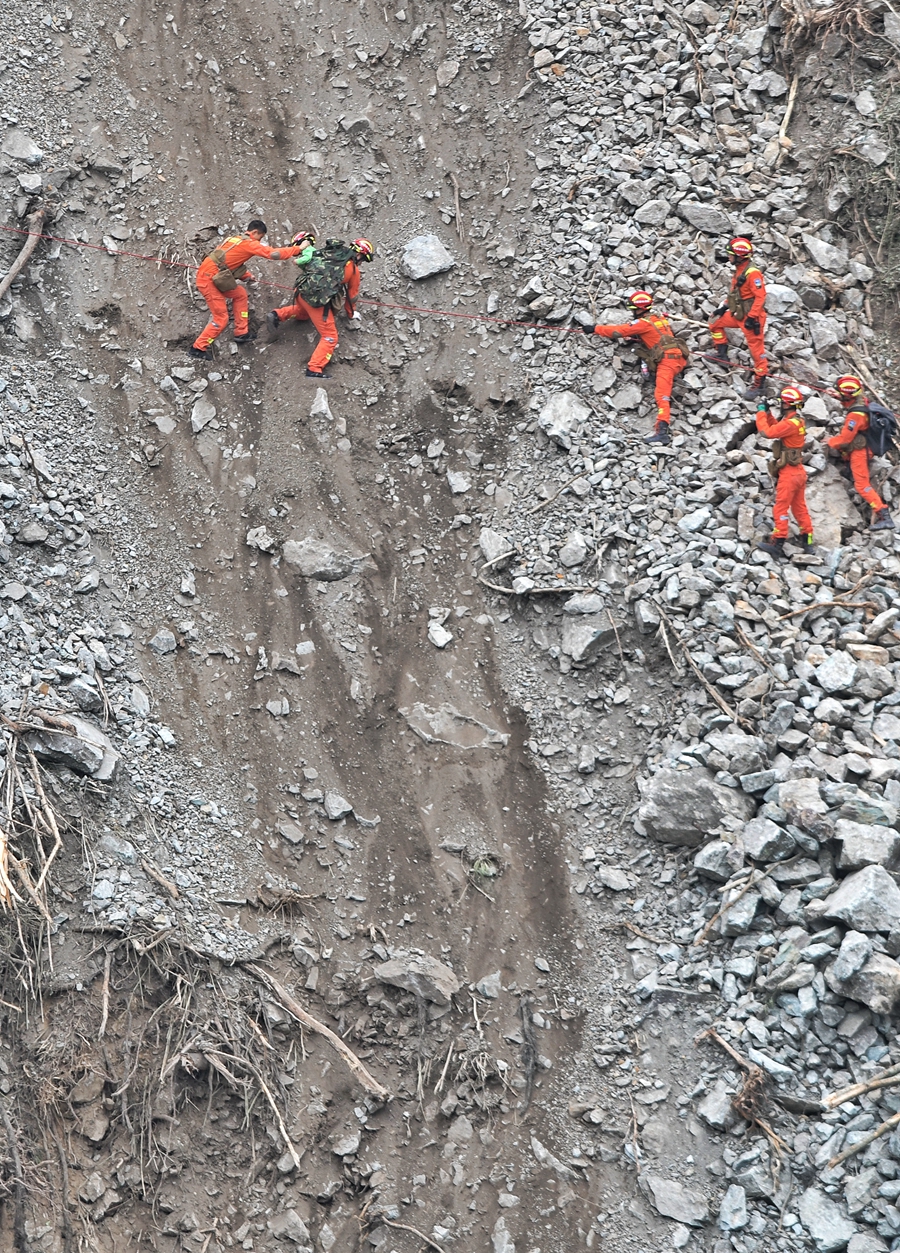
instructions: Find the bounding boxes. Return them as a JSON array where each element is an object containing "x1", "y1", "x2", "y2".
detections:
[
  {"x1": 1, "y1": 128, "x2": 44, "y2": 164},
  {"x1": 834, "y1": 819, "x2": 900, "y2": 871},
  {"x1": 537, "y1": 391, "x2": 591, "y2": 450},
  {"x1": 829, "y1": 953, "x2": 900, "y2": 1015},
  {"x1": 639, "y1": 767, "x2": 754, "y2": 847},
  {"x1": 798, "y1": 1186, "x2": 857, "y2": 1252},
  {"x1": 560, "y1": 616, "x2": 619, "y2": 664},
  {"x1": 677, "y1": 201, "x2": 732, "y2": 233},
  {"x1": 25, "y1": 715, "x2": 119, "y2": 781},
  {"x1": 822, "y1": 864, "x2": 900, "y2": 932},
  {"x1": 643, "y1": 1175, "x2": 709, "y2": 1226},
  {"x1": 282, "y1": 537, "x2": 363, "y2": 581},
  {"x1": 401, "y1": 234, "x2": 455, "y2": 280},
  {"x1": 801, "y1": 233, "x2": 849, "y2": 275},
  {"x1": 374, "y1": 953, "x2": 462, "y2": 1006}
]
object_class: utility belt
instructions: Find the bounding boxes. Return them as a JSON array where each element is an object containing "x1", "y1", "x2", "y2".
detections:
[
  {"x1": 727, "y1": 289, "x2": 752, "y2": 319},
  {"x1": 768, "y1": 439, "x2": 805, "y2": 478},
  {"x1": 205, "y1": 239, "x2": 250, "y2": 292},
  {"x1": 635, "y1": 334, "x2": 690, "y2": 368}
]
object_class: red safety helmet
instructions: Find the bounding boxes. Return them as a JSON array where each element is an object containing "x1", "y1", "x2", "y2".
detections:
[
  {"x1": 291, "y1": 230, "x2": 315, "y2": 247},
  {"x1": 628, "y1": 290, "x2": 653, "y2": 312},
  {"x1": 352, "y1": 237, "x2": 374, "y2": 262},
  {"x1": 835, "y1": 374, "x2": 864, "y2": 399},
  {"x1": 726, "y1": 236, "x2": 754, "y2": 259},
  {"x1": 780, "y1": 385, "x2": 804, "y2": 407}
]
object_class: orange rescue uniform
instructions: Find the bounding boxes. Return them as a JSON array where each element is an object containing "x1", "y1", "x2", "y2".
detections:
[
  {"x1": 827, "y1": 398, "x2": 886, "y2": 512},
  {"x1": 710, "y1": 259, "x2": 768, "y2": 377},
  {"x1": 273, "y1": 260, "x2": 361, "y2": 374},
  {"x1": 593, "y1": 312, "x2": 687, "y2": 426},
  {"x1": 193, "y1": 236, "x2": 302, "y2": 351},
  {"x1": 756, "y1": 406, "x2": 812, "y2": 540}
]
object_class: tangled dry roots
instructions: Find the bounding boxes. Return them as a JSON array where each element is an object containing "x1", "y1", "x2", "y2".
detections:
[{"x1": 779, "y1": 0, "x2": 878, "y2": 60}]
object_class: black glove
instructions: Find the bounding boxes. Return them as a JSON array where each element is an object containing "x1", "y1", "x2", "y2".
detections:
[
  {"x1": 745, "y1": 316, "x2": 761, "y2": 333},
  {"x1": 712, "y1": 304, "x2": 726, "y2": 319},
  {"x1": 611, "y1": 330, "x2": 623, "y2": 341}
]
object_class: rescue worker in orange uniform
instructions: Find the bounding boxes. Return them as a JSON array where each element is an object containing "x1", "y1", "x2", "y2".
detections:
[
  {"x1": 709, "y1": 236, "x2": 768, "y2": 401},
  {"x1": 755, "y1": 386, "x2": 813, "y2": 558},
  {"x1": 190, "y1": 220, "x2": 304, "y2": 359},
  {"x1": 827, "y1": 374, "x2": 895, "y2": 531},
  {"x1": 267, "y1": 238, "x2": 373, "y2": 378},
  {"x1": 593, "y1": 291, "x2": 689, "y2": 446}
]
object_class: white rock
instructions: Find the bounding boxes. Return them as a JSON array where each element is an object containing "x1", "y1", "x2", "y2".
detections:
[
  {"x1": 447, "y1": 470, "x2": 471, "y2": 494},
  {"x1": 537, "y1": 390, "x2": 591, "y2": 449},
  {"x1": 436, "y1": 59, "x2": 459, "y2": 87},
  {"x1": 401, "y1": 234, "x2": 455, "y2": 280},
  {"x1": 479, "y1": 527, "x2": 511, "y2": 565},
  {"x1": 1, "y1": 128, "x2": 44, "y2": 163},
  {"x1": 428, "y1": 621, "x2": 453, "y2": 649},
  {"x1": 309, "y1": 387, "x2": 333, "y2": 419},
  {"x1": 323, "y1": 791, "x2": 353, "y2": 820},
  {"x1": 246, "y1": 526, "x2": 277, "y2": 553},
  {"x1": 815, "y1": 651, "x2": 858, "y2": 693},
  {"x1": 190, "y1": 398, "x2": 217, "y2": 433},
  {"x1": 855, "y1": 89, "x2": 877, "y2": 116},
  {"x1": 282, "y1": 537, "x2": 360, "y2": 580}
]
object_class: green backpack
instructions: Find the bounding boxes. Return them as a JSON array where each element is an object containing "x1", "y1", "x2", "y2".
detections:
[{"x1": 293, "y1": 239, "x2": 356, "y2": 309}]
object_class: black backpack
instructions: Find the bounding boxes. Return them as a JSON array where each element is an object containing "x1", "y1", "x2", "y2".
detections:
[
  {"x1": 293, "y1": 239, "x2": 356, "y2": 309},
  {"x1": 865, "y1": 403, "x2": 899, "y2": 457}
]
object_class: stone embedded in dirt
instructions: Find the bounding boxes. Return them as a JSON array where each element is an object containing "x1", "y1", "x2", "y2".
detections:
[
  {"x1": 18, "y1": 520, "x2": 49, "y2": 545},
  {"x1": 479, "y1": 527, "x2": 511, "y2": 565},
  {"x1": 79, "y1": 1172, "x2": 106, "y2": 1204},
  {"x1": 639, "y1": 767, "x2": 754, "y2": 847},
  {"x1": 492, "y1": 1216, "x2": 516, "y2": 1253},
  {"x1": 823, "y1": 864, "x2": 900, "y2": 932},
  {"x1": 401, "y1": 234, "x2": 455, "y2": 280},
  {"x1": 374, "y1": 953, "x2": 462, "y2": 1005},
  {"x1": 537, "y1": 390, "x2": 590, "y2": 450},
  {"x1": 436, "y1": 59, "x2": 459, "y2": 87},
  {"x1": 1, "y1": 128, "x2": 43, "y2": 164},
  {"x1": 267, "y1": 1209, "x2": 312, "y2": 1246},
  {"x1": 330, "y1": 1131, "x2": 360, "y2": 1156},
  {"x1": 798, "y1": 1186, "x2": 858, "y2": 1252},
  {"x1": 323, "y1": 791, "x2": 352, "y2": 820},
  {"x1": 25, "y1": 714, "x2": 119, "y2": 780},
  {"x1": 309, "y1": 387, "x2": 333, "y2": 420},
  {"x1": 245, "y1": 526, "x2": 277, "y2": 554},
  {"x1": 282, "y1": 536, "x2": 361, "y2": 580},
  {"x1": 834, "y1": 819, "x2": 900, "y2": 871},
  {"x1": 428, "y1": 620, "x2": 454, "y2": 649},
  {"x1": 190, "y1": 397, "x2": 216, "y2": 433},
  {"x1": 475, "y1": 970, "x2": 501, "y2": 998},
  {"x1": 71, "y1": 1073, "x2": 106, "y2": 1105},
  {"x1": 149, "y1": 628, "x2": 177, "y2": 654},
  {"x1": 401, "y1": 701, "x2": 508, "y2": 748},
  {"x1": 697, "y1": 1079, "x2": 737, "y2": 1130},
  {"x1": 531, "y1": 1135, "x2": 576, "y2": 1180},
  {"x1": 560, "y1": 616, "x2": 617, "y2": 664},
  {"x1": 68, "y1": 676, "x2": 104, "y2": 713},
  {"x1": 643, "y1": 1174, "x2": 709, "y2": 1226},
  {"x1": 564, "y1": 592, "x2": 604, "y2": 615},
  {"x1": 447, "y1": 469, "x2": 471, "y2": 494}
]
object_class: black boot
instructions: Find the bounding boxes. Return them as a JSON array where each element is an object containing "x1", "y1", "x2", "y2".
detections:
[
  {"x1": 710, "y1": 344, "x2": 730, "y2": 363},
  {"x1": 188, "y1": 345, "x2": 209, "y2": 359},
  {"x1": 798, "y1": 532, "x2": 815, "y2": 550},
  {"x1": 872, "y1": 508, "x2": 895, "y2": 531},
  {"x1": 644, "y1": 421, "x2": 671, "y2": 446},
  {"x1": 235, "y1": 329, "x2": 258, "y2": 345},
  {"x1": 267, "y1": 310, "x2": 280, "y2": 335},
  {"x1": 758, "y1": 535, "x2": 786, "y2": 559},
  {"x1": 743, "y1": 375, "x2": 769, "y2": 401},
  {"x1": 305, "y1": 367, "x2": 331, "y2": 379}
]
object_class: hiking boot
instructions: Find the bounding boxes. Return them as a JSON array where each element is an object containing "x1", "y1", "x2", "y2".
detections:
[
  {"x1": 644, "y1": 421, "x2": 671, "y2": 446},
  {"x1": 305, "y1": 367, "x2": 330, "y2": 379},
  {"x1": 872, "y1": 507, "x2": 895, "y2": 531},
  {"x1": 838, "y1": 463, "x2": 852, "y2": 481},
  {"x1": 267, "y1": 310, "x2": 280, "y2": 335},
  {"x1": 798, "y1": 532, "x2": 815, "y2": 550},
  {"x1": 234, "y1": 329, "x2": 257, "y2": 345},
  {"x1": 758, "y1": 535, "x2": 786, "y2": 559},
  {"x1": 743, "y1": 375, "x2": 769, "y2": 401},
  {"x1": 710, "y1": 344, "x2": 730, "y2": 363},
  {"x1": 188, "y1": 345, "x2": 209, "y2": 359}
]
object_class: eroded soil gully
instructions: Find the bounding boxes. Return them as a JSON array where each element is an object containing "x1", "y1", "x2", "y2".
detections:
[{"x1": 0, "y1": 0, "x2": 670, "y2": 1250}]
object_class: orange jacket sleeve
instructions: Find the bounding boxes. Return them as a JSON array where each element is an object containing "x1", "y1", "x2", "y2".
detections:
[
  {"x1": 827, "y1": 407, "x2": 867, "y2": 450},
  {"x1": 236, "y1": 240, "x2": 302, "y2": 263},
  {"x1": 594, "y1": 319, "x2": 645, "y2": 340},
  {"x1": 344, "y1": 261, "x2": 361, "y2": 302},
  {"x1": 756, "y1": 410, "x2": 801, "y2": 440}
]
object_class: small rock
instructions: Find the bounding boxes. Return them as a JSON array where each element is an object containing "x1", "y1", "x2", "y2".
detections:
[
  {"x1": 18, "y1": 521, "x2": 48, "y2": 545},
  {"x1": 267, "y1": 1210, "x2": 312, "y2": 1246},
  {"x1": 834, "y1": 818, "x2": 900, "y2": 871},
  {"x1": 643, "y1": 1174, "x2": 709, "y2": 1226},
  {"x1": 428, "y1": 621, "x2": 453, "y2": 649},
  {"x1": 282, "y1": 536, "x2": 361, "y2": 580},
  {"x1": 718, "y1": 1184, "x2": 748, "y2": 1231},
  {"x1": 832, "y1": 930, "x2": 872, "y2": 982},
  {"x1": 25, "y1": 715, "x2": 119, "y2": 781},
  {"x1": 479, "y1": 527, "x2": 511, "y2": 565},
  {"x1": 446, "y1": 470, "x2": 471, "y2": 494},
  {"x1": 677, "y1": 201, "x2": 732, "y2": 234},
  {"x1": 698, "y1": 1079, "x2": 737, "y2": 1130},
  {"x1": 436, "y1": 59, "x2": 459, "y2": 87},
  {"x1": 323, "y1": 791, "x2": 352, "y2": 820},
  {"x1": 558, "y1": 531, "x2": 589, "y2": 567},
  {"x1": 190, "y1": 398, "x2": 217, "y2": 433},
  {"x1": 246, "y1": 526, "x2": 277, "y2": 553},
  {"x1": 798, "y1": 1186, "x2": 858, "y2": 1252},
  {"x1": 475, "y1": 970, "x2": 502, "y2": 998},
  {"x1": 537, "y1": 391, "x2": 591, "y2": 450},
  {"x1": 149, "y1": 628, "x2": 177, "y2": 655}
]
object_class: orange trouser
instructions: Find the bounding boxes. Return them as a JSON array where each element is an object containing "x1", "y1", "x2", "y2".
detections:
[
  {"x1": 709, "y1": 309, "x2": 768, "y2": 376},
  {"x1": 772, "y1": 463, "x2": 812, "y2": 538},
  {"x1": 655, "y1": 352, "x2": 686, "y2": 424},
  {"x1": 274, "y1": 296, "x2": 338, "y2": 372},
  {"x1": 847, "y1": 446, "x2": 885, "y2": 511},
  {"x1": 193, "y1": 274, "x2": 250, "y2": 349}
]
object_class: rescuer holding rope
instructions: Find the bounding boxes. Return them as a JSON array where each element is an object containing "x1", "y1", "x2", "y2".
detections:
[
  {"x1": 709, "y1": 236, "x2": 769, "y2": 401},
  {"x1": 754, "y1": 385, "x2": 814, "y2": 558}
]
